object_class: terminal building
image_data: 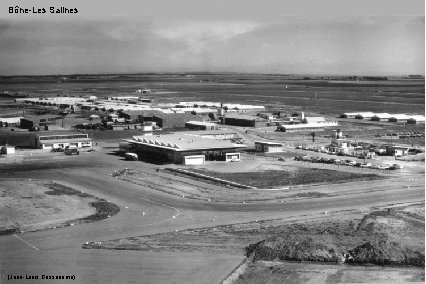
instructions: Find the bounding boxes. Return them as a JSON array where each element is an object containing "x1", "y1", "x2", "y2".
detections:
[{"x1": 124, "y1": 134, "x2": 246, "y2": 165}]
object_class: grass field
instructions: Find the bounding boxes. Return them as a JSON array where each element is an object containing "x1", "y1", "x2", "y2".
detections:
[
  {"x1": 0, "y1": 179, "x2": 119, "y2": 234},
  {"x1": 189, "y1": 168, "x2": 380, "y2": 189}
]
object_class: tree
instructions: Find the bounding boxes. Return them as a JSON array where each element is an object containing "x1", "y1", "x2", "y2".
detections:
[
  {"x1": 311, "y1": 132, "x2": 316, "y2": 143},
  {"x1": 208, "y1": 113, "x2": 216, "y2": 121}
]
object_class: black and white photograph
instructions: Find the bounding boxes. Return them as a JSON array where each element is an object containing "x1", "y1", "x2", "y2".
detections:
[{"x1": 0, "y1": 0, "x2": 424, "y2": 283}]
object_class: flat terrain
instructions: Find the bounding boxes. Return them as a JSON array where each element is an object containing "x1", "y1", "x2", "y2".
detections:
[
  {"x1": 0, "y1": 74, "x2": 424, "y2": 283},
  {"x1": 83, "y1": 203, "x2": 425, "y2": 283},
  {"x1": 0, "y1": 148, "x2": 423, "y2": 283},
  {"x1": 0, "y1": 179, "x2": 96, "y2": 233},
  {"x1": 235, "y1": 261, "x2": 424, "y2": 284},
  {"x1": 1, "y1": 74, "x2": 424, "y2": 116},
  {"x1": 190, "y1": 167, "x2": 380, "y2": 188}
]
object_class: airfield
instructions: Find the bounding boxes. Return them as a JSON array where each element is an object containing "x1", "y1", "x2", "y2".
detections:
[{"x1": 0, "y1": 74, "x2": 424, "y2": 283}]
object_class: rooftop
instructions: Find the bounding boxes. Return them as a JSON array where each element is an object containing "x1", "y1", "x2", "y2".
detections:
[
  {"x1": 255, "y1": 141, "x2": 283, "y2": 146},
  {"x1": 185, "y1": 121, "x2": 217, "y2": 126},
  {"x1": 126, "y1": 134, "x2": 246, "y2": 151}
]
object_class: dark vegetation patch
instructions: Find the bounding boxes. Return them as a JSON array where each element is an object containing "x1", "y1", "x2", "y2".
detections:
[
  {"x1": 288, "y1": 192, "x2": 329, "y2": 198},
  {"x1": 191, "y1": 169, "x2": 381, "y2": 188},
  {"x1": 246, "y1": 207, "x2": 425, "y2": 267},
  {"x1": 44, "y1": 183, "x2": 119, "y2": 226},
  {"x1": 81, "y1": 201, "x2": 120, "y2": 222},
  {"x1": 0, "y1": 228, "x2": 20, "y2": 236}
]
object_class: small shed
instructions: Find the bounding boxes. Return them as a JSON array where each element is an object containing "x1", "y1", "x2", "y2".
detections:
[
  {"x1": 255, "y1": 141, "x2": 283, "y2": 153},
  {"x1": 1, "y1": 146, "x2": 15, "y2": 154}
]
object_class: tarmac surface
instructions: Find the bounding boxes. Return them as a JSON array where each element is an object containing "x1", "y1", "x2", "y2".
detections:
[{"x1": 0, "y1": 149, "x2": 424, "y2": 283}]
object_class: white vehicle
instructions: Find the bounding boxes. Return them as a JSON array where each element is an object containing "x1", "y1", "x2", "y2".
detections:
[
  {"x1": 360, "y1": 163, "x2": 372, "y2": 168},
  {"x1": 378, "y1": 165, "x2": 390, "y2": 170}
]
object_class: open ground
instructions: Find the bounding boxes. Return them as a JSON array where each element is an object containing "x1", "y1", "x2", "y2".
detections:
[{"x1": 0, "y1": 74, "x2": 424, "y2": 283}]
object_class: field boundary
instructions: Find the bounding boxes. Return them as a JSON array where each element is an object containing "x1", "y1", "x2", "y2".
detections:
[{"x1": 165, "y1": 168, "x2": 257, "y2": 189}]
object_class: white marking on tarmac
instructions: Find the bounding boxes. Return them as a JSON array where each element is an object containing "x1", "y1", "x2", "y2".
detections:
[{"x1": 12, "y1": 234, "x2": 39, "y2": 251}]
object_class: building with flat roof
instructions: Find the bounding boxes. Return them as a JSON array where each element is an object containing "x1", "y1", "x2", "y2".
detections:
[
  {"x1": 407, "y1": 115, "x2": 426, "y2": 124},
  {"x1": 185, "y1": 121, "x2": 218, "y2": 130},
  {"x1": 0, "y1": 131, "x2": 92, "y2": 149},
  {"x1": 277, "y1": 121, "x2": 338, "y2": 132},
  {"x1": 37, "y1": 132, "x2": 92, "y2": 149},
  {"x1": 371, "y1": 113, "x2": 392, "y2": 121},
  {"x1": 121, "y1": 110, "x2": 202, "y2": 129},
  {"x1": 224, "y1": 114, "x2": 267, "y2": 128},
  {"x1": 124, "y1": 134, "x2": 246, "y2": 164},
  {"x1": 388, "y1": 114, "x2": 410, "y2": 123},
  {"x1": 355, "y1": 112, "x2": 375, "y2": 119},
  {"x1": 0, "y1": 117, "x2": 23, "y2": 127},
  {"x1": 255, "y1": 141, "x2": 283, "y2": 153},
  {"x1": 340, "y1": 112, "x2": 375, "y2": 119}
]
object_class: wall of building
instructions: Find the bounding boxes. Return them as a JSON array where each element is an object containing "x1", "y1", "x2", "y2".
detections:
[
  {"x1": 224, "y1": 117, "x2": 256, "y2": 127},
  {"x1": 0, "y1": 132, "x2": 38, "y2": 148}
]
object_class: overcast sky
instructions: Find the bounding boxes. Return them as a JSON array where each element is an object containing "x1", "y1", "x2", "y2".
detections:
[{"x1": 0, "y1": 15, "x2": 424, "y2": 75}]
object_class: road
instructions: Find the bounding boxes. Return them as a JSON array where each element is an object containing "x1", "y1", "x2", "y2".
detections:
[{"x1": 0, "y1": 150, "x2": 424, "y2": 283}]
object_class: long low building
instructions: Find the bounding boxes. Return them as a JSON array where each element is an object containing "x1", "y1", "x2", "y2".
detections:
[
  {"x1": 277, "y1": 121, "x2": 338, "y2": 132},
  {"x1": 37, "y1": 132, "x2": 92, "y2": 149},
  {"x1": 0, "y1": 131, "x2": 92, "y2": 149},
  {"x1": 185, "y1": 121, "x2": 218, "y2": 130},
  {"x1": 124, "y1": 134, "x2": 246, "y2": 164},
  {"x1": 0, "y1": 117, "x2": 23, "y2": 127}
]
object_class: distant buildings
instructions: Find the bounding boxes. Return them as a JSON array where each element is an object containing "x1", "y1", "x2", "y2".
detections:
[
  {"x1": 276, "y1": 113, "x2": 338, "y2": 132},
  {"x1": 185, "y1": 121, "x2": 218, "y2": 130},
  {"x1": 340, "y1": 112, "x2": 425, "y2": 124},
  {"x1": 223, "y1": 114, "x2": 268, "y2": 128}
]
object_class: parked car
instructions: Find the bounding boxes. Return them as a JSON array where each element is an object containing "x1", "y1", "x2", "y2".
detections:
[
  {"x1": 64, "y1": 148, "x2": 79, "y2": 155},
  {"x1": 360, "y1": 163, "x2": 372, "y2": 168},
  {"x1": 51, "y1": 148, "x2": 64, "y2": 152},
  {"x1": 378, "y1": 165, "x2": 390, "y2": 170},
  {"x1": 345, "y1": 160, "x2": 356, "y2": 166}
]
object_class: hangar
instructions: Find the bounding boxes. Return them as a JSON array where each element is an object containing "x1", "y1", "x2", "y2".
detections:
[{"x1": 124, "y1": 134, "x2": 246, "y2": 164}]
